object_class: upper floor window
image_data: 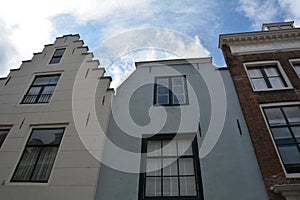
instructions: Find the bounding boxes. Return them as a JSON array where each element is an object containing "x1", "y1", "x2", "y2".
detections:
[
  {"x1": 290, "y1": 61, "x2": 300, "y2": 78},
  {"x1": 154, "y1": 76, "x2": 188, "y2": 106},
  {"x1": 245, "y1": 62, "x2": 291, "y2": 91},
  {"x1": 0, "y1": 129, "x2": 9, "y2": 148},
  {"x1": 11, "y1": 128, "x2": 65, "y2": 182},
  {"x1": 139, "y1": 134, "x2": 203, "y2": 200},
  {"x1": 49, "y1": 48, "x2": 65, "y2": 64},
  {"x1": 262, "y1": 104, "x2": 300, "y2": 174},
  {"x1": 21, "y1": 74, "x2": 60, "y2": 104}
]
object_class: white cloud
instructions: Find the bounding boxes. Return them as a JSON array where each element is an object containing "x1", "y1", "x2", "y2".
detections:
[
  {"x1": 237, "y1": 0, "x2": 280, "y2": 30},
  {"x1": 278, "y1": 0, "x2": 300, "y2": 26}
]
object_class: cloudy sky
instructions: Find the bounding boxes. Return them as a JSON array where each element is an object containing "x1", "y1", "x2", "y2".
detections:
[{"x1": 0, "y1": 0, "x2": 299, "y2": 87}]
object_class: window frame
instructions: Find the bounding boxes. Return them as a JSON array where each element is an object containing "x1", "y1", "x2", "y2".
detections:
[
  {"x1": 139, "y1": 134, "x2": 203, "y2": 200},
  {"x1": 49, "y1": 48, "x2": 66, "y2": 64},
  {"x1": 0, "y1": 129, "x2": 10, "y2": 148},
  {"x1": 289, "y1": 59, "x2": 300, "y2": 78},
  {"x1": 11, "y1": 128, "x2": 65, "y2": 183},
  {"x1": 244, "y1": 61, "x2": 293, "y2": 92},
  {"x1": 21, "y1": 74, "x2": 61, "y2": 104},
  {"x1": 154, "y1": 75, "x2": 189, "y2": 106},
  {"x1": 260, "y1": 102, "x2": 300, "y2": 178}
]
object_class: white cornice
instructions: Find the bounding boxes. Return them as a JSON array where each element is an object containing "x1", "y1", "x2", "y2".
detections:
[{"x1": 219, "y1": 28, "x2": 300, "y2": 48}]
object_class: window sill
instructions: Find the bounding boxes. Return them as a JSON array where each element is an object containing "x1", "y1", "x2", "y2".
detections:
[
  {"x1": 252, "y1": 87, "x2": 294, "y2": 92},
  {"x1": 5, "y1": 181, "x2": 49, "y2": 186}
]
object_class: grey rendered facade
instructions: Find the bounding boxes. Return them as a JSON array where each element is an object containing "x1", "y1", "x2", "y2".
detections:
[
  {"x1": 96, "y1": 58, "x2": 268, "y2": 200},
  {"x1": 0, "y1": 34, "x2": 113, "y2": 200}
]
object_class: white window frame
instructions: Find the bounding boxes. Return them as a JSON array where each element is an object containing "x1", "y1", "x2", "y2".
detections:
[
  {"x1": 48, "y1": 47, "x2": 67, "y2": 65},
  {"x1": 260, "y1": 102, "x2": 300, "y2": 178},
  {"x1": 289, "y1": 58, "x2": 300, "y2": 78},
  {"x1": 244, "y1": 61, "x2": 293, "y2": 92}
]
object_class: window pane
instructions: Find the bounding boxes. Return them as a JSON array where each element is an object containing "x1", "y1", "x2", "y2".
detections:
[
  {"x1": 294, "y1": 65, "x2": 300, "y2": 76},
  {"x1": 33, "y1": 76, "x2": 59, "y2": 85},
  {"x1": 173, "y1": 86, "x2": 184, "y2": 94},
  {"x1": 172, "y1": 77, "x2": 184, "y2": 86},
  {"x1": 248, "y1": 69, "x2": 263, "y2": 78},
  {"x1": 162, "y1": 140, "x2": 177, "y2": 156},
  {"x1": 53, "y1": 49, "x2": 65, "y2": 57},
  {"x1": 0, "y1": 130, "x2": 9, "y2": 148},
  {"x1": 179, "y1": 158, "x2": 195, "y2": 175},
  {"x1": 251, "y1": 78, "x2": 268, "y2": 89},
  {"x1": 41, "y1": 86, "x2": 56, "y2": 95},
  {"x1": 158, "y1": 86, "x2": 169, "y2": 94},
  {"x1": 146, "y1": 177, "x2": 161, "y2": 196},
  {"x1": 31, "y1": 147, "x2": 58, "y2": 182},
  {"x1": 157, "y1": 95, "x2": 169, "y2": 104},
  {"x1": 173, "y1": 94, "x2": 185, "y2": 104},
  {"x1": 157, "y1": 78, "x2": 168, "y2": 86},
  {"x1": 146, "y1": 158, "x2": 161, "y2": 176},
  {"x1": 12, "y1": 147, "x2": 40, "y2": 181},
  {"x1": 292, "y1": 127, "x2": 300, "y2": 142},
  {"x1": 163, "y1": 158, "x2": 178, "y2": 176},
  {"x1": 27, "y1": 86, "x2": 42, "y2": 95},
  {"x1": 180, "y1": 177, "x2": 196, "y2": 196},
  {"x1": 271, "y1": 127, "x2": 292, "y2": 140},
  {"x1": 264, "y1": 67, "x2": 279, "y2": 77},
  {"x1": 28, "y1": 129, "x2": 64, "y2": 146},
  {"x1": 147, "y1": 140, "x2": 161, "y2": 157},
  {"x1": 178, "y1": 140, "x2": 193, "y2": 156},
  {"x1": 278, "y1": 146, "x2": 300, "y2": 165},
  {"x1": 283, "y1": 106, "x2": 300, "y2": 124},
  {"x1": 264, "y1": 108, "x2": 286, "y2": 125},
  {"x1": 269, "y1": 77, "x2": 285, "y2": 88},
  {"x1": 49, "y1": 57, "x2": 61, "y2": 64},
  {"x1": 163, "y1": 177, "x2": 178, "y2": 196}
]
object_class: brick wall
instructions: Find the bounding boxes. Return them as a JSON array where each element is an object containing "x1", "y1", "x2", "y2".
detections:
[{"x1": 222, "y1": 45, "x2": 300, "y2": 200}]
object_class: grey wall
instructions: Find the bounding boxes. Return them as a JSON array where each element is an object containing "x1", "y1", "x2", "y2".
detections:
[{"x1": 96, "y1": 58, "x2": 268, "y2": 200}]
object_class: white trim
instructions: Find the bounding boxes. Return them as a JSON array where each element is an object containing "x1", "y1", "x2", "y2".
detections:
[
  {"x1": 259, "y1": 102, "x2": 300, "y2": 178},
  {"x1": 243, "y1": 60, "x2": 293, "y2": 92},
  {"x1": 289, "y1": 58, "x2": 300, "y2": 78}
]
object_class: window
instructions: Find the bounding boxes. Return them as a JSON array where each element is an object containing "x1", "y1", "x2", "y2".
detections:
[
  {"x1": 291, "y1": 62, "x2": 300, "y2": 78},
  {"x1": 245, "y1": 62, "x2": 290, "y2": 91},
  {"x1": 262, "y1": 105, "x2": 300, "y2": 173},
  {"x1": 139, "y1": 135, "x2": 203, "y2": 200},
  {"x1": 0, "y1": 129, "x2": 9, "y2": 148},
  {"x1": 21, "y1": 75, "x2": 60, "y2": 104},
  {"x1": 49, "y1": 48, "x2": 65, "y2": 64},
  {"x1": 154, "y1": 76, "x2": 188, "y2": 105},
  {"x1": 11, "y1": 128, "x2": 64, "y2": 182}
]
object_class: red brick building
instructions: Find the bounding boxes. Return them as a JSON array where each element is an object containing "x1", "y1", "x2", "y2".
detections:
[{"x1": 219, "y1": 21, "x2": 300, "y2": 200}]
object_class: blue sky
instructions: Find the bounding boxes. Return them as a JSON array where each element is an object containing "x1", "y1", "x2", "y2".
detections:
[{"x1": 0, "y1": 0, "x2": 299, "y2": 87}]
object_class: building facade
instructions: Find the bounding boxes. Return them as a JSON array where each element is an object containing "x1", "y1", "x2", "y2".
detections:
[
  {"x1": 95, "y1": 58, "x2": 268, "y2": 200},
  {"x1": 0, "y1": 34, "x2": 113, "y2": 200},
  {"x1": 219, "y1": 21, "x2": 300, "y2": 200}
]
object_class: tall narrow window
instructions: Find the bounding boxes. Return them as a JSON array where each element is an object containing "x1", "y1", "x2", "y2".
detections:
[
  {"x1": 154, "y1": 76, "x2": 188, "y2": 105},
  {"x1": 49, "y1": 48, "x2": 65, "y2": 64},
  {"x1": 21, "y1": 75, "x2": 60, "y2": 104},
  {"x1": 0, "y1": 129, "x2": 9, "y2": 148},
  {"x1": 263, "y1": 105, "x2": 300, "y2": 173},
  {"x1": 139, "y1": 135, "x2": 203, "y2": 200},
  {"x1": 11, "y1": 128, "x2": 64, "y2": 182}
]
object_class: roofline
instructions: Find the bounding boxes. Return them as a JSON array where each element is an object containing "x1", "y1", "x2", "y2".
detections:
[
  {"x1": 219, "y1": 27, "x2": 300, "y2": 48},
  {"x1": 135, "y1": 57, "x2": 212, "y2": 68}
]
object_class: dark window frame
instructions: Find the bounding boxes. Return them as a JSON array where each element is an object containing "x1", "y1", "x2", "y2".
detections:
[
  {"x1": 154, "y1": 75, "x2": 189, "y2": 106},
  {"x1": 263, "y1": 105, "x2": 300, "y2": 173},
  {"x1": 246, "y1": 64, "x2": 288, "y2": 90},
  {"x1": 139, "y1": 134, "x2": 203, "y2": 200},
  {"x1": 11, "y1": 128, "x2": 65, "y2": 183},
  {"x1": 49, "y1": 48, "x2": 66, "y2": 64},
  {"x1": 0, "y1": 129, "x2": 10, "y2": 148},
  {"x1": 21, "y1": 74, "x2": 61, "y2": 104}
]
